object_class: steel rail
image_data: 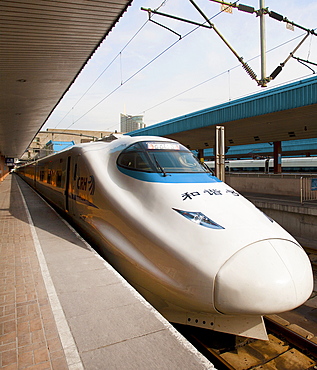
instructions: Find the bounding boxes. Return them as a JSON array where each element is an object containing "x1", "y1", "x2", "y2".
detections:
[
  {"x1": 264, "y1": 316, "x2": 317, "y2": 359},
  {"x1": 191, "y1": 334, "x2": 235, "y2": 370},
  {"x1": 302, "y1": 247, "x2": 317, "y2": 270}
]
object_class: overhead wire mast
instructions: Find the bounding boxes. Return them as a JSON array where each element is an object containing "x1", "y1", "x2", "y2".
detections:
[{"x1": 142, "y1": 0, "x2": 317, "y2": 87}]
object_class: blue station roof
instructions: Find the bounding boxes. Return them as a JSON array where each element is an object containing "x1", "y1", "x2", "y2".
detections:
[
  {"x1": 129, "y1": 75, "x2": 317, "y2": 151},
  {"x1": 46, "y1": 140, "x2": 75, "y2": 153}
]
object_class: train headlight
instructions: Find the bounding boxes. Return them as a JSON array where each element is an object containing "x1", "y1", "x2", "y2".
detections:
[{"x1": 173, "y1": 208, "x2": 224, "y2": 229}]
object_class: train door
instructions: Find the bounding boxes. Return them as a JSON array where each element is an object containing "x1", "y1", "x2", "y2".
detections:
[
  {"x1": 65, "y1": 156, "x2": 71, "y2": 212},
  {"x1": 32, "y1": 162, "x2": 37, "y2": 189},
  {"x1": 265, "y1": 158, "x2": 270, "y2": 174},
  {"x1": 64, "y1": 154, "x2": 79, "y2": 216}
]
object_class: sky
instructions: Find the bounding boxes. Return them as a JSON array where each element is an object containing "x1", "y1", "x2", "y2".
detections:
[{"x1": 42, "y1": 0, "x2": 317, "y2": 134}]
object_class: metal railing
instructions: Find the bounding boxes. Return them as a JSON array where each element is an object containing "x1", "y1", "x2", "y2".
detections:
[{"x1": 300, "y1": 177, "x2": 317, "y2": 203}]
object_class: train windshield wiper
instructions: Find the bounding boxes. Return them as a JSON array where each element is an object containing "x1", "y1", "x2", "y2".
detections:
[
  {"x1": 201, "y1": 161, "x2": 213, "y2": 174},
  {"x1": 153, "y1": 155, "x2": 167, "y2": 177}
]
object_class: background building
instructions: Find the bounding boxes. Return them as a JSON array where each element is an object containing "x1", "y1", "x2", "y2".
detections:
[
  {"x1": 120, "y1": 113, "x2": 145, "y2": 133},
  {"x1": 21, "y1": 128, "x2": 121, "y2": 161}
]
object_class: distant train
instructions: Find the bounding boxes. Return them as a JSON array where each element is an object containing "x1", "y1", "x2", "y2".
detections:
[
  {"x1": 16, "y1": 136, "x2": 313, "y2": 340},
  {"x1": 206, "y1": 157, "x2": 317, "y2": 173}
]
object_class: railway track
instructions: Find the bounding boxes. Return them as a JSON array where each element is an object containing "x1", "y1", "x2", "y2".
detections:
[
  {"x1": 305, "y1": 247, "x2": 317, "y2": 271},
  {"x1": 174, "y1": 315, "x2": 317, "y2": 370}
]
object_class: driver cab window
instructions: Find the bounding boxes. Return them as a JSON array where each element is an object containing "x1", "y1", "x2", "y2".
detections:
[
  {"x1": 117, "y1": 141, "x2": 209, "y2": 174},
  {"x1": 117, "y1": 144, "x2": 152, "y2": 171}
]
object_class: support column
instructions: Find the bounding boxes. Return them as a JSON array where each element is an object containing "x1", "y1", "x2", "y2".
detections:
[
  {"x1": 0, "y1": 154, "x2": 5, "y2": 181},
  {"x1": 215, "y1": 126, "x2": 225, "y2": 181},
  {"x1": 259, "y1": 0, "x2": 267, "y2": 87},
  {"x1": 198, "y1": 149, "x2": 204, "y2": 162},
  {"x1": 273, "y1": 141, "x2": 282, "y2": 174}
]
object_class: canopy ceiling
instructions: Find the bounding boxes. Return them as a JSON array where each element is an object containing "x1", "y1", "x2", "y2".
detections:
[{"x1": 0, "y1": 0, "x2": 132, "y2": 159}]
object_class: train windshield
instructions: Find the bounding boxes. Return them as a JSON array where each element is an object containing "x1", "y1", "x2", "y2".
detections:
[{"x1": 117, "y1": 141, "x2": 209, "y2": 174}]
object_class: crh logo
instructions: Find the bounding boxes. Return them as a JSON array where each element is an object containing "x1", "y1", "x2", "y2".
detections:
[
  {"x1": 88, "y1": 175, "x2": 95, "y2": 195},
  {"x1": 77, "y1": 175, "x2": 95, "y2": 195}
]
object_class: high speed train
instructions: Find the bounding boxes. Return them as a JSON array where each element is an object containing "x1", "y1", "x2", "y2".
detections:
[
  {"x1": 206, "y1": 157, "x2": 317, "y2": 173},
  {"x1": 16, "y1": 136, "x2": 313, "y2": 340}
]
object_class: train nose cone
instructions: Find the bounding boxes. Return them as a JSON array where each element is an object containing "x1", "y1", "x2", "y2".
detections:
[{"x1": 214, "y1": 239, "x2": 313, "y2": 315}]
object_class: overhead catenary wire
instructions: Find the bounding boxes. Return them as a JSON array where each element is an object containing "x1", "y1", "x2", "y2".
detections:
[
  {"x1": 51, "y1": 0, "x2": 172, "y2": 133},
  {"x1": 43, "y1": 2, "x2": 317, "y2": 137},
  {"x1": 70, "y1": 30, "x2": 316, "y2": 131},
  {"x1": 64, "y1": 2, "x2": 236, "y2": 130},
  {"x1": 141, "y1": 29, "x2": 317, "y2": 115},
  {"x1": 52, "y1": 19, "x2": 150, "y2": 130},
  {"x1": 38, "y1": 14, "x2": 152, "y2": 145},
  {"x1": 41, "y1": 0, "x2": 178, "y2": 142}
]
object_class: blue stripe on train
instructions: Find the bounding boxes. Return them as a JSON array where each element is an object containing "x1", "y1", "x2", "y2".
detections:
[{"x1": 117, "y1": 167, "x2": 221, "y2": 183}]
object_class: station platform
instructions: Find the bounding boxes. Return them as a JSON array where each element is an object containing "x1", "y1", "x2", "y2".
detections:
[
  {"x1": 242, "y1": 191, "x2": 317, "y2": 251},
  {"x1": 0, "y1": 174, "x2": 214, "y2": 369}
]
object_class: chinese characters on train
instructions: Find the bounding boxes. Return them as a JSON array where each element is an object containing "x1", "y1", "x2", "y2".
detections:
[{"x1": 182, "y1": 189, "x2": 239, "y2": 201}]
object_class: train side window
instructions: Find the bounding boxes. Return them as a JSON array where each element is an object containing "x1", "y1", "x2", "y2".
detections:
[
  {"x1": 56, "y1": 171, "x2": 62, "y2": 187},
  {"x1": 47, "y1": 170, "x2": 52, "y2": 184}
]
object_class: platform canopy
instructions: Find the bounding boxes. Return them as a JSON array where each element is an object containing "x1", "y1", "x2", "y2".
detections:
[
  {"x1": 130, "y1": 75, "x2": 317, "y2": 151},
  {"x1": 0, "y1": 0, "x2": 132, "y2": 159}
]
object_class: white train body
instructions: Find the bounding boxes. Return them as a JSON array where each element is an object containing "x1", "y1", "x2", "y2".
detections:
[{"x1": 17, "y1": 136, "x2": 313, "y2": 340}]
